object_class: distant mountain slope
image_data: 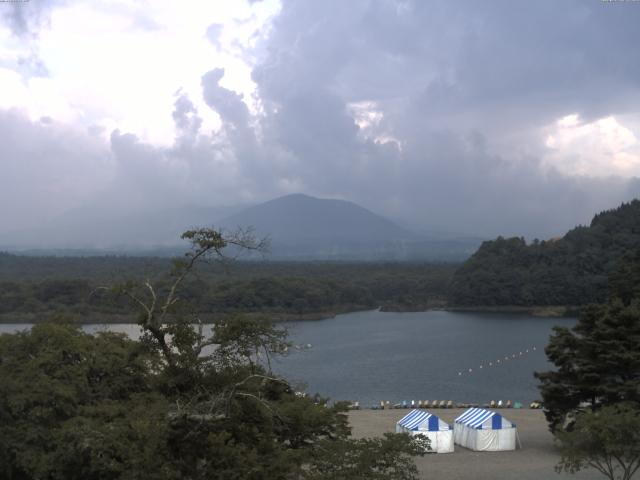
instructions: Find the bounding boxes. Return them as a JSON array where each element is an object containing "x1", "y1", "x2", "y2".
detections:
[
  {"x1": 0, "y1": 192, "x2": 481, "y2": 260},
  {"x1": 450, "y1": 199, "x2": 640, "y2": 306},
  {"x1": 219, "y1": 193, "x2": 414, "y2": 245},
  {"x1": 218, "y1": 194, "x2": 479, "y2": 261}
]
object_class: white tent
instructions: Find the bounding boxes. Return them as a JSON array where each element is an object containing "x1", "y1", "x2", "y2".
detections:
[
  {"x1": 453, "y1": 407, "x2": 517, "y2": 451},
  {"x1": 396, "y1": 409, "x2": 454, "y2": 453}
]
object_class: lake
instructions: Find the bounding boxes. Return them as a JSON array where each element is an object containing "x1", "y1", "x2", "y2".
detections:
[
  {"x1": 275, "y1": 310, "x2": 573, "y2": 406},
  {"x1": 0, "y1": 310, "x2": 573, "y2": 407}
]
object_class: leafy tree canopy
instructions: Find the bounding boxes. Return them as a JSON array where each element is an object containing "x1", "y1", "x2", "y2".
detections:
[
  {"x1": 451, "y1": 199, "x2": 640, "y2": 307},
  {"x1": 0, "y1": 228, "x2": 427, "y2": 480},
  {"x1": 556, "y1": 404, "x2": 640, "y2": 480},
  {"x1": 535, "y1": 301, "x2": 640, "y2": 432},
  {"x1": 536, "y1": 250, "x2": 640, "y2": 432}
]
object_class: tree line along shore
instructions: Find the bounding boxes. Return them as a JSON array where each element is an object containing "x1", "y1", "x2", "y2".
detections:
[{"x1": 2, "y1": 198, "x2": 639, "y2": 324}]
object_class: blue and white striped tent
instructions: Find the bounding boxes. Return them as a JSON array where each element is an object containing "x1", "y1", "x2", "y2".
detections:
[
  {"x1": 396, "y1": 410, "x2": 454, "y2": 453},
  {"x1": 453, "y1": 408, "x2": 517, "y2": 451}
]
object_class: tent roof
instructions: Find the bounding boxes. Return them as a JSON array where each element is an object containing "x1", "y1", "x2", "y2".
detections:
[
  {"x1": 455, "y1": 407, "x2": 513, "y2": 429},
  {"x1": 397, "y1": 409, "x2": 448, "y2": 431}
]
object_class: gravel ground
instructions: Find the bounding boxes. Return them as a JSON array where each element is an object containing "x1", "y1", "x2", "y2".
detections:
[{"x1": 348, "y1": 408, "x2": 606, "y2": 480}]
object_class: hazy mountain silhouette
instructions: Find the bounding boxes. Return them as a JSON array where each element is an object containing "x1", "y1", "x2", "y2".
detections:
[
  {"x1": 218, "y1": 194, "x2": 480, "y2": 260},
  {"x1": 219, "y1": 194, "x2": 412, "y2": 243},
  {"x1": 1, "y1": 193, "x2": 481, "y2": 260}
]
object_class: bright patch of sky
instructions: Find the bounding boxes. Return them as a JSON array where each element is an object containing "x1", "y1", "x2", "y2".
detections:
[
  {"x1": 0, "y1": 0, "x2": 281, "y2": 145},
  {"x1": 544, "y1": 114, "x2": 640, "y2": 177}
]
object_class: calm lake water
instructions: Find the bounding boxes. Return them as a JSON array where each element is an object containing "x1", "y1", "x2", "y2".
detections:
[
  {"x1": 0, "y1": 310, "x2": 573, "y2": 406},
  {"x1": 274, "y1": 310, "x2": 574, "y2": 406}
]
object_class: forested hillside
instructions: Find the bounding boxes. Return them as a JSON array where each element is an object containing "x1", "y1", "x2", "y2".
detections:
[{"x1": 450, "y1": 200, "x2": 640, "y2": 306}]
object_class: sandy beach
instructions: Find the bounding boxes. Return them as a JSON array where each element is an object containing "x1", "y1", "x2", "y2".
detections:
[{"x1": 348, "y1": 408, "x2": 605, "y2": 480}]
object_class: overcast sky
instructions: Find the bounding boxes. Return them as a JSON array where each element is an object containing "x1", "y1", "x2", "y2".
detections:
[{"x1": 1, "y1": 0, "x2": 640, "y2": 240}]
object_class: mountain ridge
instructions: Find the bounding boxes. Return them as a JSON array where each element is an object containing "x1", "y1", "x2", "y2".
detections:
[
  {"x1": 1, "y1": 193, "x2": 481, "y2": 260},
  {"x1": 218, "y1": 193, "x2": 415, "y2": 244}
]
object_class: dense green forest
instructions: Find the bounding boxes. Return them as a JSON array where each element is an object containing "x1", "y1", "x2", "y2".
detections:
[
  {"x1": 0, "y1": 256, "x2": 455, "y2": 323},
  {"x1": 450, "y1": 200, "x2": 640, "y2": 307},
  {"x1": 3, "y1": 199, "x2": 639, "y2": 322}
]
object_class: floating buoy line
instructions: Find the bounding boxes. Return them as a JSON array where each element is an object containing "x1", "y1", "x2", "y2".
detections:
[{"x1": 457, "y1": 346, "x2": 538, "y2": 376}]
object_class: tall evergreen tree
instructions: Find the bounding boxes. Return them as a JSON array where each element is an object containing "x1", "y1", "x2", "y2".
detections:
[{"x1": 536, "y1": 301, "x2": 640, "y2": 431}]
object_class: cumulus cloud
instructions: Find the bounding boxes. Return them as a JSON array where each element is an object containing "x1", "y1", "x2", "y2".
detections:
[
  {"x1": 2, "y1": 0, "x2": 640, "y2": 245},
  {"x1": 0, "y1": 0, "x2": 61, "y2": 79},
  {"x1": 172, "y1": 91, "x2": 203, "y2": 141},
  {"x1": 205, "y1": 23, "x2": 224, "y2": 47},
  {"x1": 543, "y1": 114, "x2": 640, "y2": 177},
  {"x1": 1, "y1": 0, "x2": 58, "y2": 38},
  {"x1": 241, "y1": 0, "x2": 640, "y2": 237}
]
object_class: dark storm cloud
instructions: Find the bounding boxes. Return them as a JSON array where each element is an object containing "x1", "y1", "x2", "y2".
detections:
[
  {"x1": 67, "y1": 0, "x2": 639, "y2": 239},
  {"x1": 240, "y1": 0, "x2": 640, "y2": 237},
  {"x1": 3, "y1": 0, "x2": 640, "y2": 244}
]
